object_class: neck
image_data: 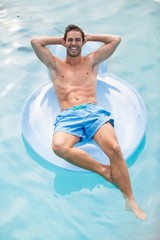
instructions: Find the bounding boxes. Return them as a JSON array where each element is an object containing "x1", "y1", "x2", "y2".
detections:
[{"x1": 65, "y1": 54, "x2": 83, "y2": 65}]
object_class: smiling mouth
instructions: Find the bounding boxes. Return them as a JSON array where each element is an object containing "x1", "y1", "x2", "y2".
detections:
[
  {"x1": 70, "y1": 46, "x2": 78, "y2": 50},
  {"x1": 68, "y1": 47, "x2": 80, "y2": 57}
]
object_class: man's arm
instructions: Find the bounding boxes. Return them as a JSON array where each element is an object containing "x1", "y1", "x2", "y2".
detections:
[
  {"x1": 30, "y1": 36, "x2": 65, "y2": 68},
  {"x1": 85, "y1": 34, "x2": 121, "y2": 65}
]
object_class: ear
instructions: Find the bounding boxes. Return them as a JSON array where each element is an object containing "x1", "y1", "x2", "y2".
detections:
[{"x1": 62, "y1": 38, "x2": 66, "y2": 47}]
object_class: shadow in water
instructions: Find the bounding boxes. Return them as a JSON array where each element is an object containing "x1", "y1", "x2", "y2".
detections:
[
  {"x1": 22, "y1": 134, "x2": 146, "y2": 196},
  {"x1": 126, "y1": 136, "x2": 146, "y2": 168}
]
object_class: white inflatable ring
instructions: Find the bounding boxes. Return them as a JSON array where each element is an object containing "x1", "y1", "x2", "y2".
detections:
[{"x1": 22, "y1": 43, "x2": 147, "y2": 172}]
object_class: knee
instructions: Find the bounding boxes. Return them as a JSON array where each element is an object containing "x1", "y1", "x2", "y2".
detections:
[
  {"x1": 52, "y1": 140, "x2": 68, "y2": 158},
  {"x1": 108, "y1": 142, "x2": 122, "y2": 158}
]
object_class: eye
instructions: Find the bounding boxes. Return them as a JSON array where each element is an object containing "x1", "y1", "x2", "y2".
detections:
[
  {"x1": 67, "y1": 38, "x2": 73, "y2": 42},
  {"x1": 76, "y1": 38, "x2": 81, "y2": 42}
]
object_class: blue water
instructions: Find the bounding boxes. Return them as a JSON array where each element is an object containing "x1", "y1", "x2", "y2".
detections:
[{"x1": 0, "y1": 0, "x2": 160, "y2": 239}]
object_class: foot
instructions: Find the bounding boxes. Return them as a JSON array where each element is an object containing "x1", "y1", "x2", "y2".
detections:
[
  {"x1": 101, "y1": 165, "x2": 113, "y2": 183},
  {"x1": 125, "y1": 198, "x2": 147, "y2": 220}
]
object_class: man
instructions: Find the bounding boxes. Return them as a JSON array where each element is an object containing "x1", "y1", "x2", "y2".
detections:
[{"x1": 31, "y1": 24, "x2": 146, "y2": 220}]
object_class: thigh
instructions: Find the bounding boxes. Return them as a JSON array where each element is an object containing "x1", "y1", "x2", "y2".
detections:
[
  {"x1": 93, "y1": 122, "x2": 119, "y2": 155},
  {"x1": 52, "y1": 131, "x2": 81, "y2": 149}
]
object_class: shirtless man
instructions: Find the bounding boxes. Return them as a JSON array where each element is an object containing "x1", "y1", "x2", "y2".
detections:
[{"x1": 31, "y1": 24, "x2": 146, "y2": 220}]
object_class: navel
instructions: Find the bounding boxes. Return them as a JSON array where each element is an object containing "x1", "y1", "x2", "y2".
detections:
[{"x1": 75, "y1": 89, "x2": 79, "y2": 101}]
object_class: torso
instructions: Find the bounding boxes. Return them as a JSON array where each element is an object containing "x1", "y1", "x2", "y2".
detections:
[{"x1": 50, "y1": 55, "x2": 98, "y2": 111}]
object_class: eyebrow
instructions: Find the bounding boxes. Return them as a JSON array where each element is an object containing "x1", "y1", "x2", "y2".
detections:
[{"x1": 67, "y1": 37, "x2": 81, "y2": 41}]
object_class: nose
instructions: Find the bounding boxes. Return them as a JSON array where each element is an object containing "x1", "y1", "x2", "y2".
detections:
[{"x1": 72, "y1": 39, "x2": 76, "y2": 45}]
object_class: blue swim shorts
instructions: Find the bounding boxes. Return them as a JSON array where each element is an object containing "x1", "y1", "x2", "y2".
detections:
[{"x1": 53, "y1": 103, "x2": 114, "y2": 140}]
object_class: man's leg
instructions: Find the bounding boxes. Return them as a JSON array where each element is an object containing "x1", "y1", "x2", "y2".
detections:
[
  {"x1": 52, "y1": 130, "x2": 146, "y2": 220},
  {"x1": 93, "y1": 122, "x2": 146, "y2": 220},
  {"x1": 52, "y1": 131, "x2": 112, "y2": 181}
]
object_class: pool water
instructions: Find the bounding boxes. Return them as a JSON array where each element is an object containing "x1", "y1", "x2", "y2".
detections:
[{"x1": 0, "y1": 0, "x2": 160, "y2": 239}]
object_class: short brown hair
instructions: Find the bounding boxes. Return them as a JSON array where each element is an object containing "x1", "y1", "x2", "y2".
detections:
[{"x1": 64, "y1": 24, "x2": 85, "y2": 42}]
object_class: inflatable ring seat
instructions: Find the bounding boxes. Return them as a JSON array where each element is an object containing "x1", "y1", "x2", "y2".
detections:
[{"x1": 22, "y1": 43, "x2": 147, "y2": 172}]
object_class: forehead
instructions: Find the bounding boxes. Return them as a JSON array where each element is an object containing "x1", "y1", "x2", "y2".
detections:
[{"x1": 66, "y1": 30, "x2": 82, "y2": 39}]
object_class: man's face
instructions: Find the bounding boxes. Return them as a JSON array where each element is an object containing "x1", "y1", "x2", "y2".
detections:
[{"x1": 65, "y1": 30, "x2": 83, "y2": 57}]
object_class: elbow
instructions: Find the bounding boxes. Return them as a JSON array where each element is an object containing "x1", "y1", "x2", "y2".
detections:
[
  {"x1": 117, "y1": 36, "x2": 121, "y2": 44},
  {"x1": 30, "y1": 37, "x2": 42, "y2": 48},
  {"x1": 116, "y1": 36, "x2": 121, "y2": 44},
  {"x1": 30, "y1": 37, "x2": 45, "y2": 48},
  {"x1": 113, "y1": 36, "x2": 121, "y2": 47},
  {"x1": 30, "y1": 37, "x2": 38, "y2": 46}
]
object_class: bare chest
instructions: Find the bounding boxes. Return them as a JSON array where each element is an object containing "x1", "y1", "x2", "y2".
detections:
[
  {"x1": 53, "y1": 61, "x2": 96, "y2": 87},
  {"x1": 60, "y1": 69, "x2": 92, "y2": 85}
]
